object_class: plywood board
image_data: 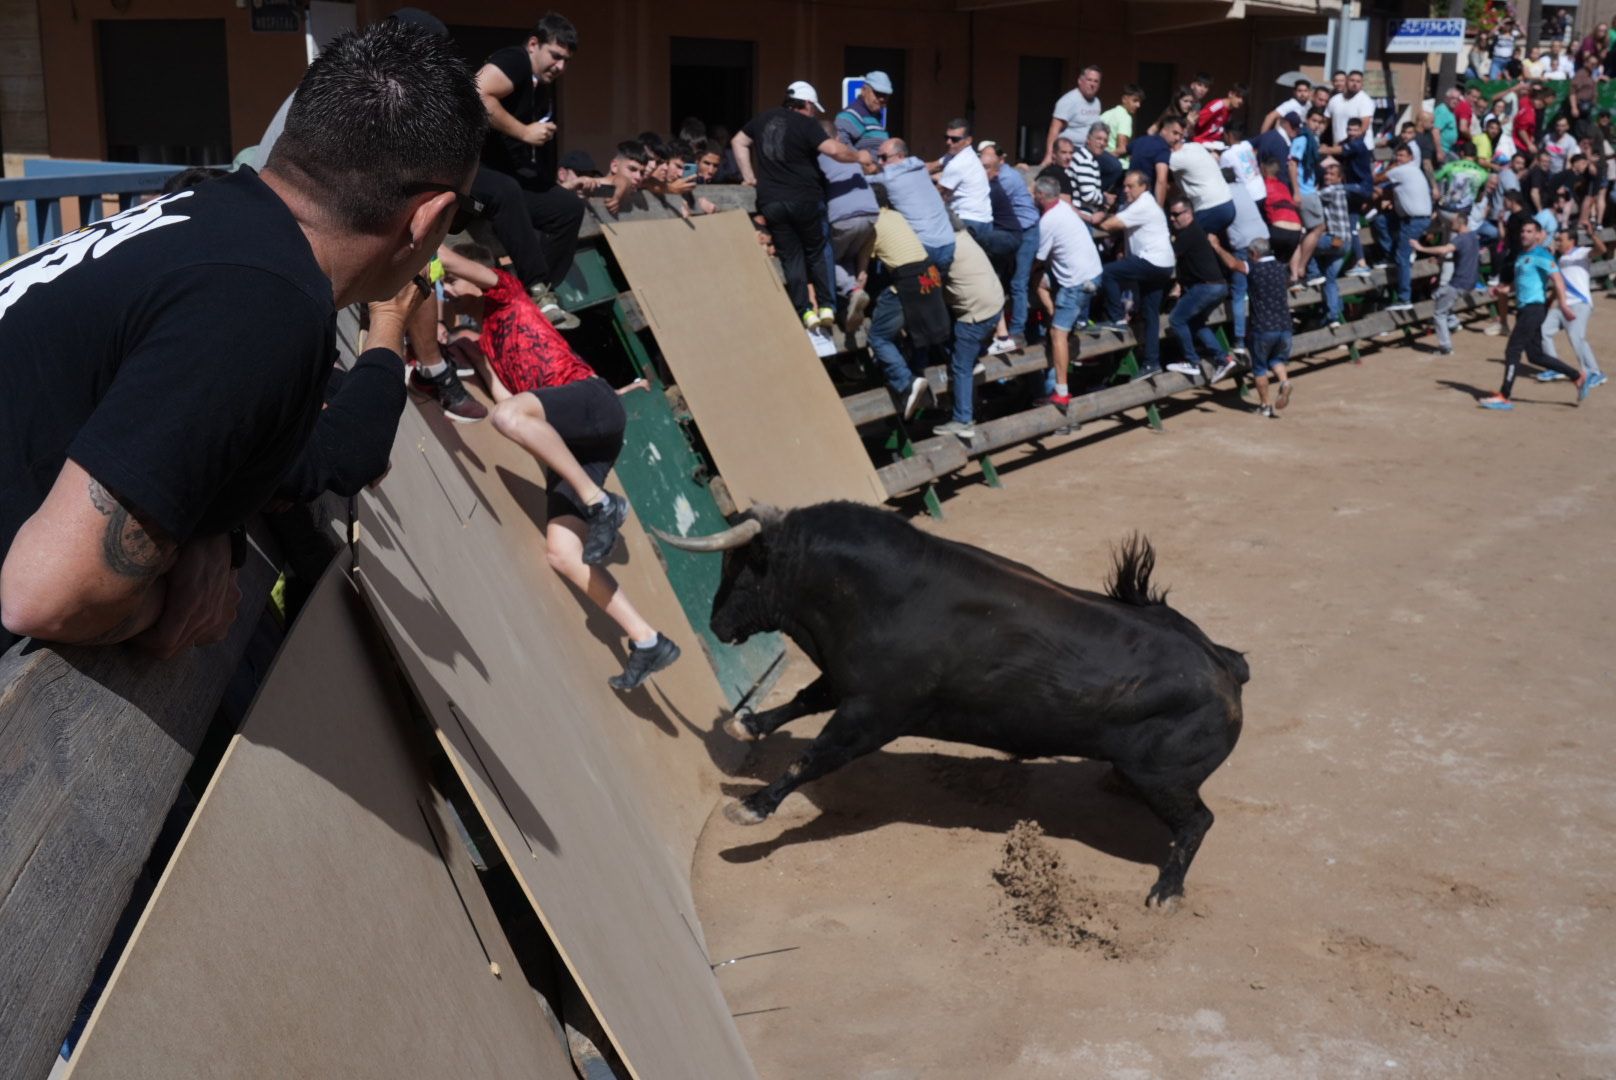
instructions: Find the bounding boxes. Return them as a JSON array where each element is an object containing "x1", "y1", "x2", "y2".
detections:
[
  {"x1": 63, "y1": 567, "x2": 576, "y2": 1080},
  {"x1": 602, "y1": 210, "x2": 887, "y2": 508},
  {"x1": 354, "y1": 397, "x2": 757, "y2": 1080}
]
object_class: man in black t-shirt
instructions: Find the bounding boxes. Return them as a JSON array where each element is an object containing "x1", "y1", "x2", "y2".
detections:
[
  {"x1": 468, "y1": 12, "x2": 585, "y2": 327},
  {"x1": 733, "y1": 81, "x2": 863, "y2": 329},
  {"x1": 0, "y1": 22, "x2": 486, "y2": 656},
  {"x1": 1165, "y1": 197, "x2": 1237, "y2": 380}
]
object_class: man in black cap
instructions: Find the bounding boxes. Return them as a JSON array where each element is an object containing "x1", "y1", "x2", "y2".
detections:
[{"x1": 557, "y1": 149, "x2": 604, "y2": 194}]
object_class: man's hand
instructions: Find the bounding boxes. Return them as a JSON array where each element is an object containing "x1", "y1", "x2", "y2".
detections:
[
  {"x1": 664, "y1": 175, "x2": 697, "y2": 197},
  {"x1": 367, "y1": 274, "x2": 430, "y2": 356},
  {"x1": 616, "y1": 378, "x2": 650, "y2": 396},
  {"x1": 130, "y1": 533, "x2": 240, "y2": 659},
  {"x1": 524, "y1": 120, "x2": 558, "y2": 146}
]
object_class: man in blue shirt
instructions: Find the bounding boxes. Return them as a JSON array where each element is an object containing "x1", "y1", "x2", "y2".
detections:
[
  {"x1": 1479, "y1": 218, "x2": 1588, "y2": 409},
  {"x1": 864, "y1": 137, "x2": 957, "y2": 270},
  {"x1": 1128, "y1": 126, "x2": 1173, "y2": 206},
  {"x1": 981, "y1": 141, "x2": 1041, "y2": 349}
]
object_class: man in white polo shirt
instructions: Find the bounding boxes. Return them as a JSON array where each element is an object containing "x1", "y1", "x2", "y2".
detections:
[
  {"x1": 1163, "y1": 115, "x2": 1234, "y2": 237},
  {"x1": 1094, "y1": 169, "x2": 1178, "y2": 375},
  {"x1": 1325, "y1": 70, "x2": 1377, "y2": 146},
  {"x1": 934, "y1": 116, "x2": 995, "y2": 247},
  {"x1": 1028, "y1": 173, "x2": 1104, "y2": 406}
]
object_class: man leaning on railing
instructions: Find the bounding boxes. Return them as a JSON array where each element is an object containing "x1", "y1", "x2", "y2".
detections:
[{"x1": 0, "y1": 21, "x2": 486, "y2": 657}]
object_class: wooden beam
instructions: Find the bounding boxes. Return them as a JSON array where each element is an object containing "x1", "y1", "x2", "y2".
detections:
[{"x1": 0, "y1": 540, "x2": 280, "y2": 1080}]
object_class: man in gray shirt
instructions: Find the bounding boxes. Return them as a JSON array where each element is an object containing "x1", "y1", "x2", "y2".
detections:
[
  {"x1": 1372, "y1": 144, "x2": 1435, "y2": 309},
  {"x1": 864, "y1": 137, "x2": 957, "y2": 270},
  {"x1": 1411, "y1": 214, "x2": 1482, "y2": 353}
]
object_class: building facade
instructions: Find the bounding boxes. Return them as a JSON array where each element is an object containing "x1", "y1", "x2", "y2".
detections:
[{"x1": 3, "y1": 0, "x2": 1337, "y2": 172}]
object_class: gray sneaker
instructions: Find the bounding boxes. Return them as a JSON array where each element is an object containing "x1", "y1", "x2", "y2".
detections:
[
  {"x1": 609, "y1": 635, "x2": 681, "y2": 691},
  {"x1": 934, "y1": 419, "x2": 976, "y2": 439},
  {"x1": 528, "y1": 282, "x2": 582, "y2": 330}
]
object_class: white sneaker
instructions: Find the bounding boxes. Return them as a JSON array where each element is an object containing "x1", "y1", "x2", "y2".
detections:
[
  {"x1": 1209, "y1": 356, "x2": 1239, "y2": 382},
  {"x1": 1387, "y1": 302, "x2": 1414, "y2": 312},
  {"x1": 1306, "y1": 276, "x2": 1326, "y2": 287},
  {"x1": 986, "y1": 336, "x2": 1019, "y2": 356},
  {"x1": 972, "y1": 362, "x2": 986, "y2": 376},
  {"x1": 1347, "y1": 266, "x2": 1374, "y2": 278},
  {"x1": 933, "y1": 419, "x2": 976, "y2": 439},
  {"x1": 902, "y1": 376, "x2": 932, "y2": 420},
  {"x1": 1166, "y1": 362, "x2": 1199, "y2": 376}
]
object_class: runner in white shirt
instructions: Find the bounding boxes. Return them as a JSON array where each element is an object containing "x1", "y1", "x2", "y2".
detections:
[
  {"x1": 1093, "y1": 169, "x2": 1177, "y2": 373},
  {"x1": 1034, "y1": 195, "x2": 1103, "y2": 287},
  {"x1": 1539, "y1": 228, "x2": 1607, "y2": 387},
  {"x1": 936, "y1": 139, "x2": 994, "y2": 227},
  {"x1": 1325, "y1": 71, "x2": 1377, "y2": 144},
  {"x1": 1165, "y1": 121, "x2": 1233, "y2": 235},
  {"x1": 1221, "y1": 125, "x2": 1268, "y2": 204}
]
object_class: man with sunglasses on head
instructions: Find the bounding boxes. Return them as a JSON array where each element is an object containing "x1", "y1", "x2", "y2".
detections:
[{"x1": 0, "y1": 21, "x2": 485, "y2": 656}]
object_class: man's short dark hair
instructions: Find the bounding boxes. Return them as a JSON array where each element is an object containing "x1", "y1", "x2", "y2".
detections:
[
  {"x1": 1333, "y1": 69, "x2": 1347, "y2": 79},
  {"x1": 1229, "y1": 83, "x2": 1249, "y2": 97},
  {"x1": 1348, "y1": 69, "x2": 1364, "y2": 78},
  {"x1": 614, "y1": 141, "x2": 650, "y2": 165},
  {"x1": 1121, "y1": 84, "x2": 1144, "y2": 100},
  {"x1": 1158, "y1": 114, "x2": 1184, "y2": 131},
  {"x1": 1225, "y1": 120, "x2": 1246, "y2": 140},
  {"x1": 1347, "y1": 116, "x2": 1365, "y2": 128},
  {"x1": 1192, "y1": 71, "x2": 1213, "y2": 85},
  {"x1": 533, "y1": 11, "x2": 578, "y2": 51},
  {"x1": 1309, "y1": 107, "x2": 1328, "y2": 120},
  {"x1": 269, "y1": 20, "x2": 486, "y2": 234},
  {"x1": 947, "y1": 117, "x2": 971, "y2": 135},
  {"x1": 1293, "y1": 78, "x2": 1312, "y2": 90}
]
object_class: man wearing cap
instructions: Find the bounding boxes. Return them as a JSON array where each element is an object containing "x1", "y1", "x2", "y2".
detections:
[
  {"x1": 734, "y1": 82, "x2": 863, "y2": 330},
  {"x1": 837, "y1": 72, "x2": 893, "y2": 151}
]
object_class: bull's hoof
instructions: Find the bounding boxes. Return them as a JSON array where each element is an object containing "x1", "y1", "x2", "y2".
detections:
[
  {"x1": 1145, "y1": 884, "x2": 1184, "y2": 912},
  {"x1": 724, "y1": 712, "x2": 759, "y2": 742},
  {"x1": 723, "y1": 799, "x2": 765, "y2": 826}
]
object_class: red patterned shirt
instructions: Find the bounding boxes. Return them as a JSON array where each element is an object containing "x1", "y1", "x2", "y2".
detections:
[
  {"x1": 479, "y1": 269, "x2": 596, "y2": 392},
  {"x1": 1192, "y1": 98, "x2": 1231, "y2": 145}
]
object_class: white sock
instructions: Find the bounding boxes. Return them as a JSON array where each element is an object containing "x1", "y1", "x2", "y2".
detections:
[
  {"x1": 420, "y1": 359, "x2": 448, "y2": 378},
  {"x1": 632, "y1": 633, "x2": 659, "y2": 650},
  {"x1": 1056, "y1": 383, "x2": 1069, "y2": 396}
]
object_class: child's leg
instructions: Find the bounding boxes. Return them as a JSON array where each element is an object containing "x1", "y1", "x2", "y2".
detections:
[
  {"x1": 544, "y1": 517, "x2": 656, "y2": 642},
  {"x1": 491, "y1": 394, "x2": 606, "y2": 509}
]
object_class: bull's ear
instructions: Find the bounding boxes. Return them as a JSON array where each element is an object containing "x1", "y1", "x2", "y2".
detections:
[{"x1": 749, "y1": 504, "x2": 785, "y2": 528}]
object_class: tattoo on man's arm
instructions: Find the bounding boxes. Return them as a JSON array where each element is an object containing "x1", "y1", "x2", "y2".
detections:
[{"x1": 86, "y1": 478, "x2": 169, "y2": 579}]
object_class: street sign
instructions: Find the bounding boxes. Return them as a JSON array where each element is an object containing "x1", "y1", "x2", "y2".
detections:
[{"x1": 1386, "y1": 18, "x2": 1467, "y2": 54}]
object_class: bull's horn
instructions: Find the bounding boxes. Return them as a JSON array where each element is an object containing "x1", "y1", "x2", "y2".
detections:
[{"x1": 651, "y1": 518, "x2": 763, "y2": 552}]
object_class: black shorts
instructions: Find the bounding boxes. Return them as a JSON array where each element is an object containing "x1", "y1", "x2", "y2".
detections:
[{"x1": 533, "y1": 376, "x2": 626, "y2": 522}]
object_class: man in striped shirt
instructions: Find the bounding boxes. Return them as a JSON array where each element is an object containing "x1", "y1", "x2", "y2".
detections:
[{"x1": 836, "y1": 71, "x2": 893, "y2": 151}]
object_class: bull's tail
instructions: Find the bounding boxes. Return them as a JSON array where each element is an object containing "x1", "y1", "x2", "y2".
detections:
[{"x1": 1106, "y1": 533, "x2": 1167, "y2": 607}]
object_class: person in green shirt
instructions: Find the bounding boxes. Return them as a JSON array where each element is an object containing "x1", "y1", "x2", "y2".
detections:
[
  {"x1": 1433, "y1": 87, "x2": 1463, "y2": 154},
  {"x1": 1099, "y1": 85, "x2": 1143, "y2": 162}
]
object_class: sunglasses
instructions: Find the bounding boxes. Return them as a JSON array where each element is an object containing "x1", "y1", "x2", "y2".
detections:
[
  {"x1": 944, "y1": 133, "x2": 969, "y2": 143},
  {"x1": 404, "y1": 182, "x2": 486, "y2": 234}
]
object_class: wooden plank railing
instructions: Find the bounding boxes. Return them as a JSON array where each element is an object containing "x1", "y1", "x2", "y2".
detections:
[{"x1": 0, "y1": 537, "x2": 281, "y2": 1080}]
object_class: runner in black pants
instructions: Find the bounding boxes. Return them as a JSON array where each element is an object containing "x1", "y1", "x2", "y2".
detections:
[
  {"x1": 436, "y1": 245, "x2": 682, "y2": 692},
  {"x1": 472, "y1": 14, "x2": 586, "y2": 327},
  {"x1": 1480, "y1": 218, "x2": 1588, "y2": 410}
]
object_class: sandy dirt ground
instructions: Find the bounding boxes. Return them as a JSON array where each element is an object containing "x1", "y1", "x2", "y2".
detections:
[{"x1": 690, "y1": 316, "x2": 1616, "y2": 1079}]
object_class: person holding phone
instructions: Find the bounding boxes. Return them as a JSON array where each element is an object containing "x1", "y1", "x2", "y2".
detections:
[{"x1": 468, "y1": 12, "x2": 586, "y2": 329}]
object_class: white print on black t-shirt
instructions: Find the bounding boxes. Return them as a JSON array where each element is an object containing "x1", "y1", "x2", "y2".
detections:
[{"x1": 0, "y1": 190, "x2": 193, "y2": 323}]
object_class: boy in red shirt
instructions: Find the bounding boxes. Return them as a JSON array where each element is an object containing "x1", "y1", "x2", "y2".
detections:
[{"x1": 435, "y1": 244, "x2": 680, "y2": 691}]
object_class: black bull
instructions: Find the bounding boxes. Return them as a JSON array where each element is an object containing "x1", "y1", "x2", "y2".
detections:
[{"x1": 657, "y1": 502, "x2": 1247, "y2": 906}]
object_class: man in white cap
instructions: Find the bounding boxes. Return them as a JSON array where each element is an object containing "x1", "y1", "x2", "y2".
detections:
[
  {"x1": 734, "y1": 82, "x2": 863, "y2": 330},
  {"x1": 837, "y1": 71, "x2": 893, "y2": 151}
]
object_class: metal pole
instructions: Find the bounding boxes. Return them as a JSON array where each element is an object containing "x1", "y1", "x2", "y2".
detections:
[{"x1": 1436, "y1": 0, "x2": 1465, "y2": 96}]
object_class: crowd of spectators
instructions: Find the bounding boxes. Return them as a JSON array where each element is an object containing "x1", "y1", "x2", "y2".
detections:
[{"x1": 10, "y1": 10, "x2": 1616, "y2": 667}]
